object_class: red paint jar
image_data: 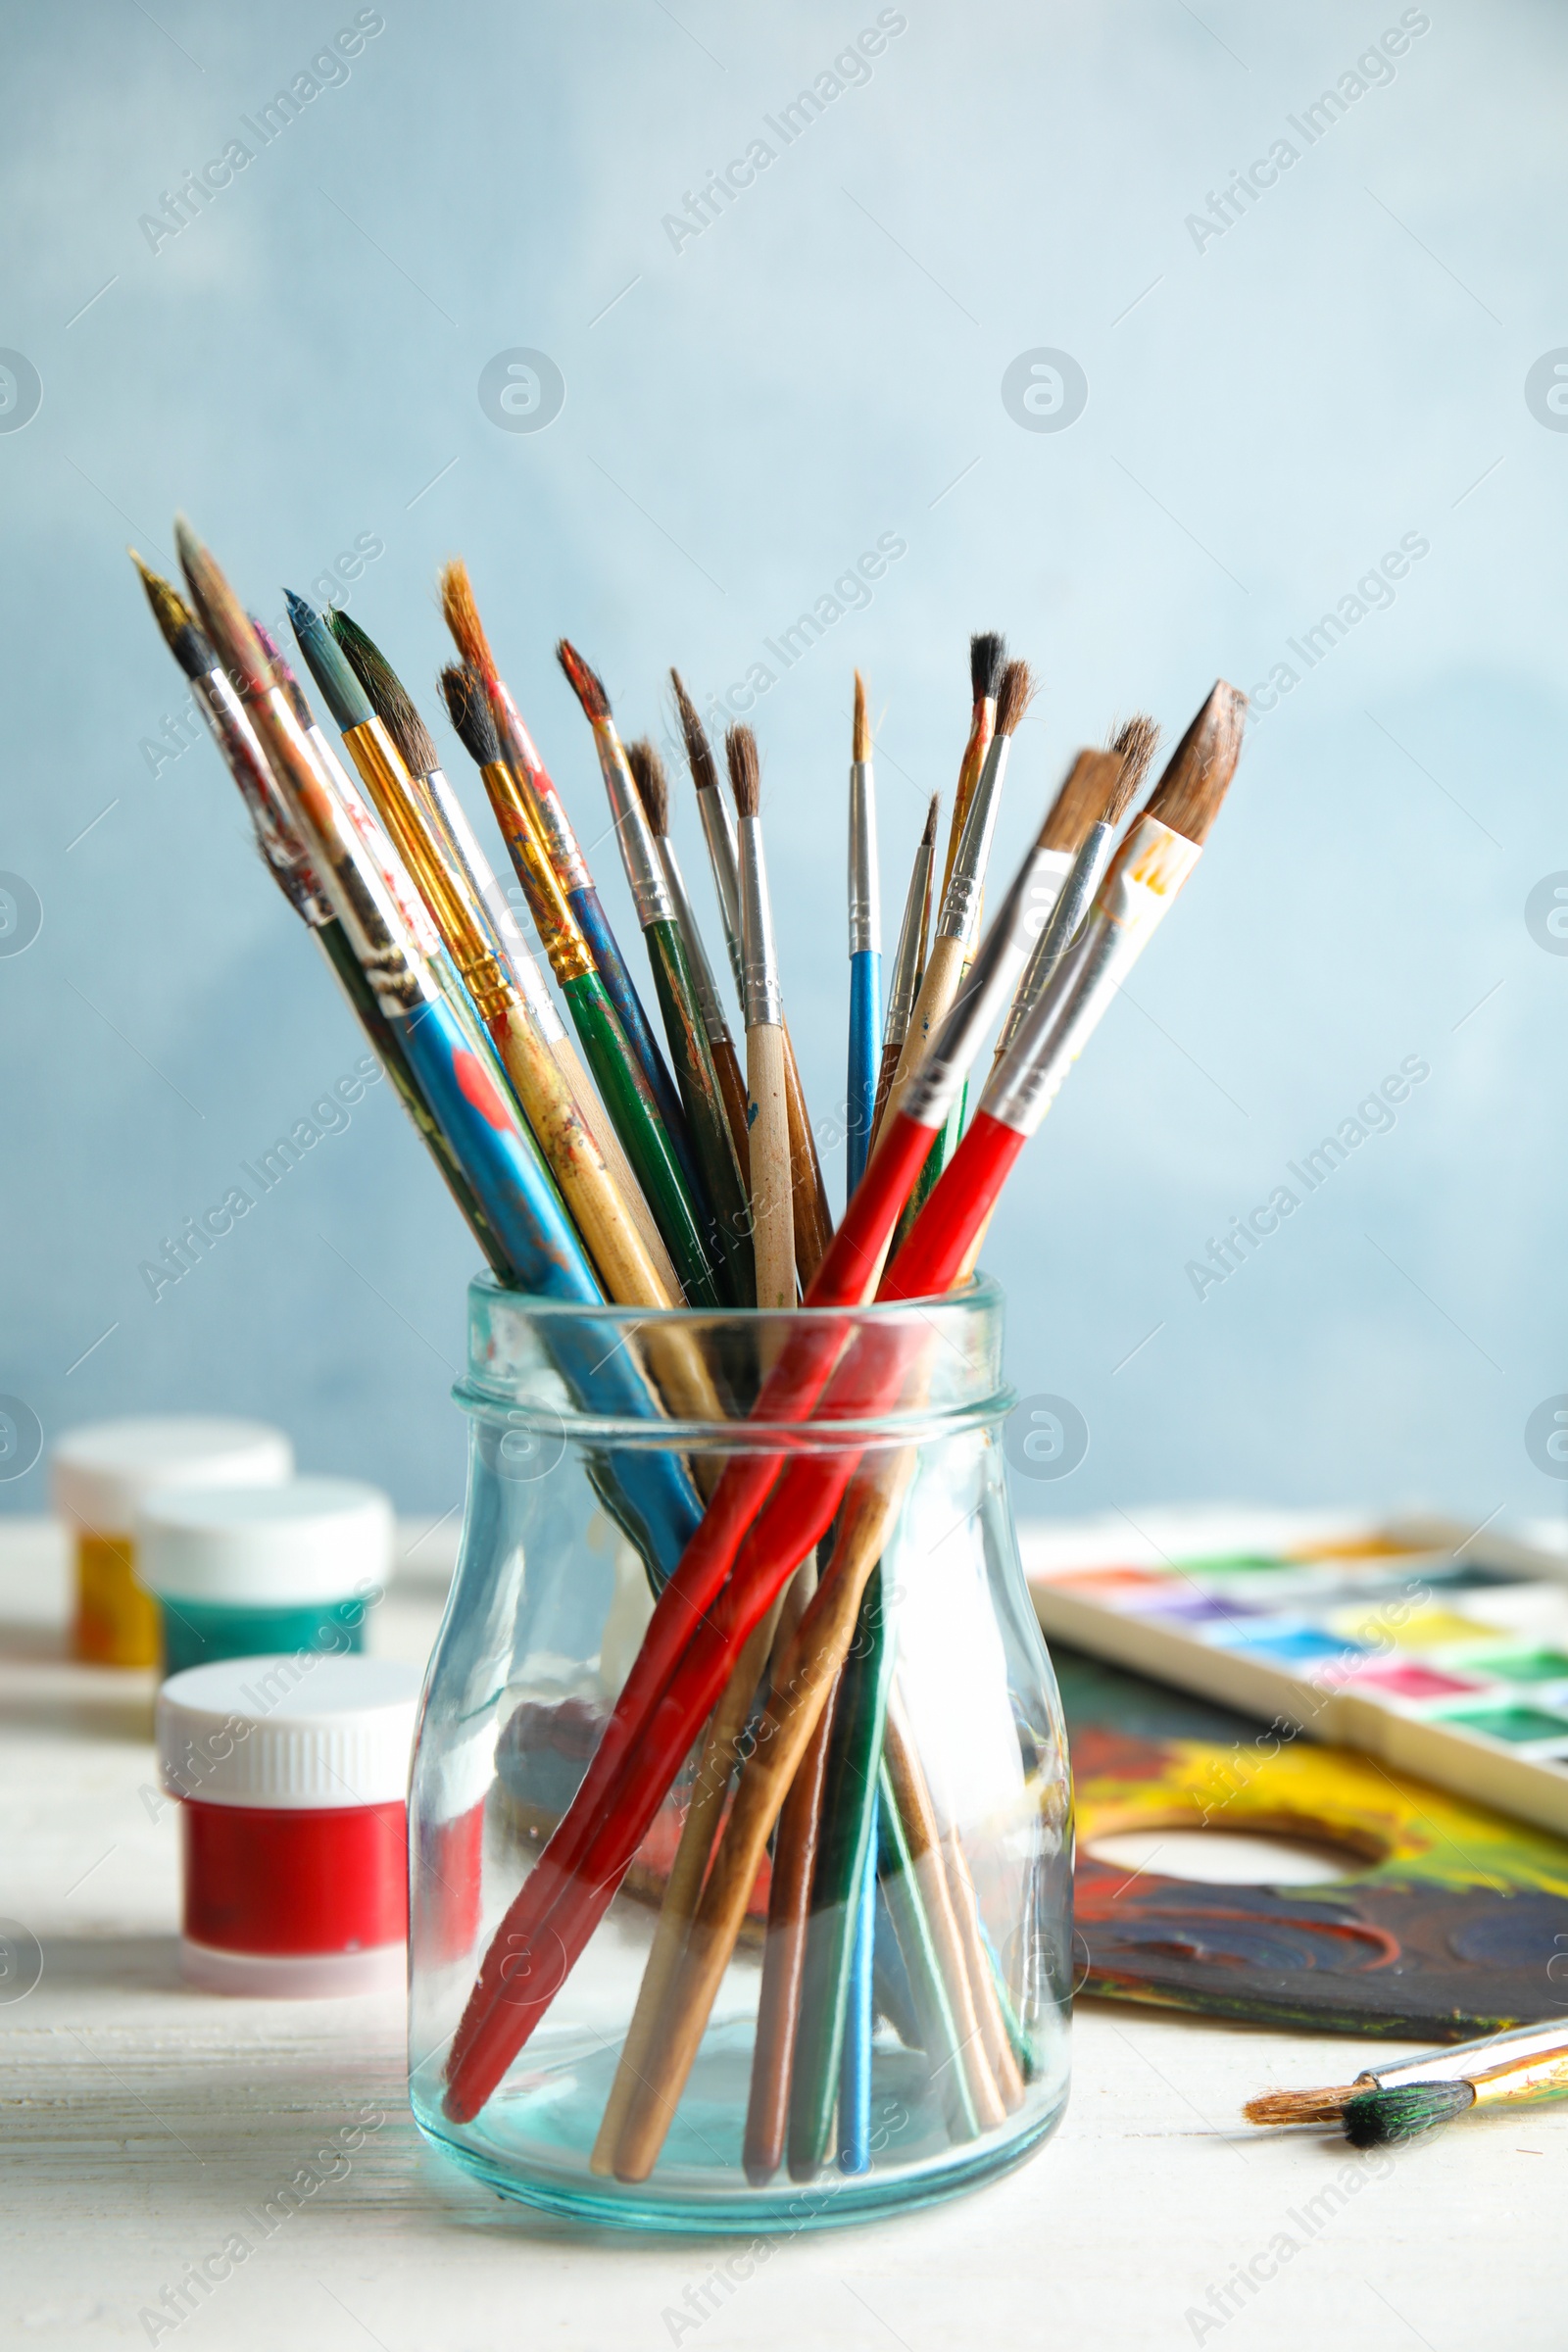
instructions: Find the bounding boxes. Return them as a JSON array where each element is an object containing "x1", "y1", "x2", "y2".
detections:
[{"x1": 157, "y1": 1654, "x2": 418, "y2": 1996}]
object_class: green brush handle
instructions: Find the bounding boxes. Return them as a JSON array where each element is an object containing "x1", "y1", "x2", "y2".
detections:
[
  {"x1": 646, "y1": 916, "x2": 756, "y2": 1308},
  {"x1": 875, "y1": 1755, "x2": 979, "y2": 2146},
  {"x1": 315, "y1": 917, "x2": 510, "y2": 1279},
  {"x1": 563, "y1": 968, "x2": 722, "y2": 1310},
  {"x1": 787, "y1": 1568, "x2": 893, "y2": 2178}
]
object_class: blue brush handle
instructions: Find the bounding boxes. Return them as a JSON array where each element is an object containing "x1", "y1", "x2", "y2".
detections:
[
  {"x1": 398, "y1": 990, "x2": 703, "y2": 1579},
  {"x1": 571, "y1": 884, "x2": 707, "y2": 1210},
  {"x1": 837, "y1": 1798, "x2": 878, "y2": 2173},
  {"x1": 847, "y1": 947, "x2": 882, "y2": 1198}
]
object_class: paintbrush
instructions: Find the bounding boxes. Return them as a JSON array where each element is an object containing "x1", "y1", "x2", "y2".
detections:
[
  {"x1": 938, "y1": 631, "x2": 1005, "y2": 910},
  {"x1": 441, "y1": 781, "x2": 1126, "y2": 2127},
  {"x1": 1245, "y1": 2020, "x2": 1568, "y2": 2145},
  {"x1": 991, "y1": 714, "x2": 1159, "y2": 1072},
  {"x1": 846, "y1": 669, "x2": 881, "y2": 1199},
  {"x1": 626, "y1": 735, "x2": 751, "y2": 1187},
  {"x1": 986, "y1": 683, "x2": 1248, "y2": 1139},
  {"x1": 174, "y1": 518, "x2": 704, "y2": 1588},
  {"x1": 129, "y1": 556, "x2": 507, "y2": 1272},
  {"x1": 438, "y1": 664, "x2": 713, "y2": 1306},
  {"x1": 671, "y1": 669, "x2": 834, "y2": 1283},
  {"x1": 558, "y1": 641, "x2": 753, "y2": 1308},
  {"x1": 869, "y1": 794, "x2": 937, "y2": 1152},
  {"x1": 441, "y1": 564, "x2": 705, "y2": 1214},
  {"x1": 725, "y1": 723, "x2": 794, "y2": 1313},
  {"x1": 312, "y1": 614, "x2": 689, "y2": 1319},
  {"x1": 885, "y1": 660, "x2": 1034, "y2": 1131}
]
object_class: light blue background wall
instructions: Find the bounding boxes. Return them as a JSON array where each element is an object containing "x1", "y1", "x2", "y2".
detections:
[{"x1": 2, "y1": 0, "x2": 1564, "y2": 1535}]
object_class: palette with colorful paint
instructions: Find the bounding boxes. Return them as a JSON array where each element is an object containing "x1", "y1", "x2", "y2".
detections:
[{"x1": 1023, "y1": 1507, "x2": 1568, "y2": 1839}]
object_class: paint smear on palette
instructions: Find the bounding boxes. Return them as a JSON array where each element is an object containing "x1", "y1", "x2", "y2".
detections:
[
  {"x1": 1443, "y1": 1705, "x2": 1568, "y2": 1746},
  {"x1": 1338, "y1": 1607, "x2": 1502, "y2": 1649},
  {"x1": 1483, "y1": 1650, "x2": 1568, "y2": 1685},
  {"x1": 1355, "y1": 1662, "x2": 1487, "y2": 1701},
  {"x1": 1058, "y1": 1642, "x2": 1568, "y2": 2038}
]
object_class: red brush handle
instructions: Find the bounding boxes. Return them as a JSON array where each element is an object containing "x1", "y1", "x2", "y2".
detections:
[
  {"x1": 443, "y1": 1110, "x2": 937, "y2": 2091},
  {"x1": 445, "y1": 1109, "x2": 1023, "y2": 2120}
]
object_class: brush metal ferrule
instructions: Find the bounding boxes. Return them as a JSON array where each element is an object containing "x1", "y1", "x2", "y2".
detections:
[
  {"x1": 900, "y1": 842, "x2": 1057, "y2": 1131},
  {"x1": 661, "y1": 838, "x2": 731, "y2": 1045},
  {"x1": 848, "y1": 760, "x2": 880, "y2": 957},
  {"x1": 333, "y1": 720, "x2": 448, "y2": 962},
  {"x1": 883, "y1": 830, "x2": 935, "y2": 1053},
  {"x1": 738, "y1": 814, "x2": 782, "y2": 1030},
  {"x1": 482, "y1": 764, "x2": 595, "y2": 988},
  {"x1": 597, "y1": 728, "x2": 675, "y2": 927},
  {"x1": 937, "y1": 734, "x2": 1010, "y2": 948},
  {"x1": 420, "y1": 763, "x2": 564, "y2": 1044},
  {"x1": 199, "y1": 665, "x2": 333, "y2": 925},
  {"x1": 1362, "y1": 2021, "x2": 1568, "y2": 2095},
  {"x1": 697, "y1": 783, "x2": 745, "y2": 1004},
  {"x1": 493, "y1": 681, "x2": 592, "y2": 895},
  {"x1": 984, "y1": 813, "x2": 1201, "y2": 1139},
  {"x1": 270, "y1": 696, "x2": 430, "y2": 1021},
  {"x1": 990, "y1": 847, "x2": 1077, "y2": 1062}
]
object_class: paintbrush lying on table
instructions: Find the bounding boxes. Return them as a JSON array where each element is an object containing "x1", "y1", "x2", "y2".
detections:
[{"x1": 1245, "y1": 2019, "x2": 1568, "y2": 2145}]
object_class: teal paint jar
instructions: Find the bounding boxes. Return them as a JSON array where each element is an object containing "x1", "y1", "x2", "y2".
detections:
[{"x1": 137, "y1": 1477, "x2": 395, "y2": 1679}]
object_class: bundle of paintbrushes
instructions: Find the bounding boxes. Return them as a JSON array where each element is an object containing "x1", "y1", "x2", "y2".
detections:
[
  {"x1": 134, "y1": 520, "x2": 1246, "y2": 2184},
  {"x1": 1246, "y1": 2020, "x2": 1568, "y2": 2145}
]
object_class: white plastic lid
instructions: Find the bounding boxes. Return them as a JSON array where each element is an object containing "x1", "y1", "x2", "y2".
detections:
[
  {"x1": 52, "y1": 1418, "x2": 293, "y2": 1537},
  {"x1": 136, "y1": 1477, "x2": 394, "y2": 1604},
  {"x1": 157, "y1": 1654, "x2": 419, "y2": 1809}
]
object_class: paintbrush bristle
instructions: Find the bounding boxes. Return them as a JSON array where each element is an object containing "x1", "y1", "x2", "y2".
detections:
[
  {"x1": 995, "y1": 659, "x2": 1036, "y2": 739},
  {"x1": 725, "y1": 724, "x2": 760, "y2": 821},
  {"x1": 920, "y1": 792, "x2": 939, "y2": 848},
  {"x1": 331, "y1": 611, "x2": 438, "y2": 778},
  {"x1": 1244, "y1": 2084, "x2": 1362, "y2": 2128},
  {"x1": 1110, "y1": 713, "x2": 1161, "y2": 804},
  {"x1": 130, "y1": 550, "x2": 194, "y2": 649},
  {"x1": 440, "y1": 663, "x2": 500, "y2": 770},
  {"x1": 670, "y1": 668, "x2": 719, "y2": 799},
  {"x1": 439, "y1": 558, "x2": 497, "y2": 684},
  {"x1": 1343, "y1": 2080, "x2": 1473, "y2": 2148},
  {"x1": 557, "y1": 639, "x2": 611, "y2": 724},
  {"x1": 1039, "y1": 749, "x2": 1122, "y2": 852},
  {"x1": 852, "y1": 670, "x2": 871, "y2": 764},
  {"x1": 970, "y1": 631, "x2": 1005, "y2": 705},
  {"x1": 175, "y1": 516, "x2": 269, "y2": 699},
  {"x1": 626, "y1": 738, "x2": 670, "y2": 837},
  {"x1": 1144, "y1": 681, "x2": 1248, "y2": 845}
]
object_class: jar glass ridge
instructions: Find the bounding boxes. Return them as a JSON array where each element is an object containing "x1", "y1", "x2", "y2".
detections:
[{"x1": 409, "y1": 1274, "x2": 1074, "y2": 2231}]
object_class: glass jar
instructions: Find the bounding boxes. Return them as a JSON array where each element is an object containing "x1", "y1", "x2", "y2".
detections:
[{"x1": 409, "y1": 1273, "x2": 1073, "y2": 2231}]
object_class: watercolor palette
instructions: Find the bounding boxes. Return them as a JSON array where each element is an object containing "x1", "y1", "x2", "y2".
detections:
[{"x1": 1022, "y1": 1506, "x2": 1568, "y2": 1839}]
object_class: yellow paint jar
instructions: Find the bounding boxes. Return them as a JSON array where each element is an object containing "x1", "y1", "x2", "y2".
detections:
[{"x1": 52, "y1": 1419, "x2": 294, "y2": 1666}]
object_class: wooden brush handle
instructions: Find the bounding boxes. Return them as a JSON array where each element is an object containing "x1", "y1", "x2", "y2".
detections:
[
  {"x1": 886, "y1": 932, "x2": 968, "y2": 1127},
  {"x1": 647, "y1": 919, "x2": 755, "y2": 1308},
  {"x1": 548, "y1": 1034, "x2": 678, "y2": 1298},
  {"x1": 747, "y1": 1021, "x2": 796, "y2": 1312},
  {"x1": 710, "y1": 1035, "x2": 752, "y2": 1189},
  {"x1": 781, "y1": 1023, "x2": 832, "y2": 1283},
  {"x1": 612, "y1": 1448, "x2": 917, "y2": 2182}
]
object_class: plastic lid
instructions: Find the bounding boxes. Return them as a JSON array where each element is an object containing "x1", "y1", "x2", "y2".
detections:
[
  {"x1": 136, "y1": 1477, "x2": 394, "y2": 1604},
  {"x1": 157, "y1": 1654, "x2": 419, "y2": 1809},
  {"x1": 52, "y1": 1418, "x2": 293, "y2": 1536}
]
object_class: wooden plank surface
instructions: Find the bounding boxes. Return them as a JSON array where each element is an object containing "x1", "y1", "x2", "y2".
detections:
[{"x1": 2, "y1": 1516, "x2": 1561, "y2": 2351}]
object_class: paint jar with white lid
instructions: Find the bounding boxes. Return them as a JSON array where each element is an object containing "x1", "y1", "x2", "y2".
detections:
[
  {"x1": 52, "y1": 1417, "x2": 294, "y2": 1668},
  {"x1": 156, "y1": 1653, "x2": 418, "y2": 1996},
  {"x1": 137, "y1": 1476, "x2": 395, "y2": 1678}
]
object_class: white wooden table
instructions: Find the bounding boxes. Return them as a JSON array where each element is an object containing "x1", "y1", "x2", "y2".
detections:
[{"x1": 3, "y1": 1516, "x2": 1559, "y2": 2352}]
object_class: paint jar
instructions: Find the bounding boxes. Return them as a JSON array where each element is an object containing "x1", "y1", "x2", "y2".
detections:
[
  {"x1": 408, "y1": 1275, "x2": 1072, "y2": 2231},
  {"x1": 53, "y1": 1418, "x2": 293, "y2": 1668},
  {"x1": 137, "y1": 1477, "x2": 395, "y2": 1678},
  {"x1": 157, "y1": 1653, "x2": 418, "y2": 1995}
]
